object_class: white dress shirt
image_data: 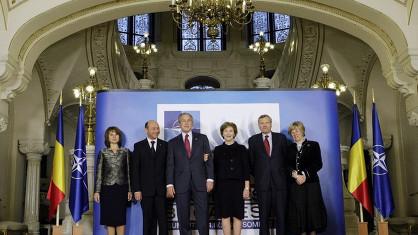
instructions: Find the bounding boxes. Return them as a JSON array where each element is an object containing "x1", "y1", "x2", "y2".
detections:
[{"x1": 147, "y1": 137, "x2": 158, "y2": 151}]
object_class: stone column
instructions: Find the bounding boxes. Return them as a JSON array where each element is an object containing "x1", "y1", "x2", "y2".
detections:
[
  {"x1": 19, "y1": 139, "x2": 49, "y2": 235},
  {"x1": 253, "y1": 76, "x2": 272, "y2": 88}
]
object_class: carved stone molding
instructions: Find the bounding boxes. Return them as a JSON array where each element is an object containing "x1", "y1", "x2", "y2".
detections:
[
  {"x1": 406, "y1": 93, "x2": 418, "y2": 126},
  {"x1": 7, "y1": 0, "x2": 28, "y2": 9},
  {"x1": 18, "y1": 139, "x2": 49, "y2": 156},
  {"x1": 0, "y1": 99, "x2": 8, "y2": 132},
  {"x1": 294, "y1": 19, "x2": 324, "y2": 88},
  {"x1": 358, "y1": 49, "x2": 378, "y2": 117},
  {"x1": 407, "y1": 111, "x2": 418, "y2": 126},
  {"x1": 87, "y1": 23, "x2": 112, "y2": 88}
]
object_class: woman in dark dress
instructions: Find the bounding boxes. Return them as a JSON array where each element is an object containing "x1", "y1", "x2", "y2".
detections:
[
  {"x1": 214, "y1": 122, "x2": 250, "y2": 235},
  {"x1": 286, "y1": 121, "x2": 327, "y2": 235},
  {"x1": 94, "y1": 126, "x2": 132, "y2": 235}
]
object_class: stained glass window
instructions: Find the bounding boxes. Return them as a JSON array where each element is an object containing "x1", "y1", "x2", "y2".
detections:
[
  {"x1": 249, "y1": 12, "x2": 290, "y2": 44},
  {"x1": 179, "y1": 15, "x2": 225, "y2": 52},
  {"x1": 117, "y1": 14, "x2": 153, "y2": 46}
]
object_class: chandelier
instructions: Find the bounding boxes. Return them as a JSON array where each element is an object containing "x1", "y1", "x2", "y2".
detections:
[
  {"x1": 72, "y1": 67, "x2": 107, "y2": 145},
  {"x1": 169, "y1": 0, "x2": 255, "y2": 40},
  {"x1": 133, "y1": 33, "x2": 158, "y2": 80},
  {"x1": 249, "y1": 31, "x2": 275, "y2": 77},
  {"x1": 312, "y1": 64, "x2": 347, "y2": 96}
]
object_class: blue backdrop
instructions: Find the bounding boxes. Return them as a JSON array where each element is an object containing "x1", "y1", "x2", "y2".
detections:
[{"x1": 94, "y1": 89, "x2": 345, "y2": 235}]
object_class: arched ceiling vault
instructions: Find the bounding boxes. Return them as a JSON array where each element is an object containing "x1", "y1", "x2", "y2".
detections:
[{"x1": 1, "y1": 0, "x2": 417, "y2": 101}]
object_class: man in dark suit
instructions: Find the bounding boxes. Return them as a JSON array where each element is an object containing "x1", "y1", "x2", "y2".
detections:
[
  {"x1": 132, "y1": 120, "x2": 168, "y2": 235},
  {"x1": 166, "y1": 112, "x2": 214, "y2": 235},
  {"x1": 248, "y1": 114, "x2": 288, "y2": 235}
]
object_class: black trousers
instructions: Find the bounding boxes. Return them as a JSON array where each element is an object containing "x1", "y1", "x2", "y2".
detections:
[
  {"x1": 175, "y1": 189, "x2": 208, "y2": 235},
  {"x1": 141, "y1": 195, "x2": 168, "y2": 235},
  {"x1": 257, "y1": 189, "x2": 287, "y2": 235}
]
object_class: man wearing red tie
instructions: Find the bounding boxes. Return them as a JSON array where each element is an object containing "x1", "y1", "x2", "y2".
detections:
[
  {"x1": 248, "y1": 114, "x2": 288, "y2": 235},
  {"x1": 166, "y1": 112, "x2": 214, "y2": 235}
]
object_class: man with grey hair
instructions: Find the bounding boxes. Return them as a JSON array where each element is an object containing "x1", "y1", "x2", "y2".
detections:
[
  {"x1": 166, "y1": 112, "x2": 214, "y2": 235},
  {"x1": 248, "y1": 114, "x2": 288, "y2": 235}
]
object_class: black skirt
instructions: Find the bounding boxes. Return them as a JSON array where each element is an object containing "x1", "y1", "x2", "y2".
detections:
[
  {"x1": 214, "y1": 179, "x2": 245, "y2": 219},
  {"x1": 287, "y1": 182, "x2": 327, "y2": 234},
  {"x1": 100, "y1": 184, "x2": 129, "y2": 226}
]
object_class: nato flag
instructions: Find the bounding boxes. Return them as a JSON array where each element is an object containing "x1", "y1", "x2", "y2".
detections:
[
  {"x1": 69, "y1": 105, "x2": 89, "y2": 222},
  {"x1": 372, "y1": 102, "x2": 394, "y2": 219}
]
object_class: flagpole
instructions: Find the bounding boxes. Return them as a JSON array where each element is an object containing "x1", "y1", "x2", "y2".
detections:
[
  {"x1": 353, "y1": 90, "x2": 364, "y2": 222},
  {"x1": 372, "y1": 88, "x2": 375, "y2": 103},
  {"x1": 56, "y1": 204, "x2": 60, "y2": 226},
  {"x1": 56, "y1": 91, "x2": 62, "y2": 227},
  {"x1": 353, "y1": 90, "x2": 356, "y2": 104}
]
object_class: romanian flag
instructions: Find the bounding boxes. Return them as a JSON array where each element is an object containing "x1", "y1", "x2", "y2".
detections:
[
  {"x1": 47, "y1": 103, "x2": 66, "y2": 220},
  {"x1": 347, "y1": 104, "x2": 373, "y2": 215}
]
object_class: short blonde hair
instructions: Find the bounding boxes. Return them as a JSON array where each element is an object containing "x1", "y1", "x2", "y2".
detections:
[
  {"x1": 288, "y1": 121, "x2": 305, "y2": 136},
  {"x1": 220, "y1": 122, "x2": 238, "y2": 138}
]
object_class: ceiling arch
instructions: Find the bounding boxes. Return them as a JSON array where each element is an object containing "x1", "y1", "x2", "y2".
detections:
[{"x1": 1, "y1": 0, "x2": 417, "y2": 100}]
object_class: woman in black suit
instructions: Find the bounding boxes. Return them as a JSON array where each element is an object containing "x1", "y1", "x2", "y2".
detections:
[
  {"x1": 286, "y1": 121, "x2": 327, "y2": 235},
  {"x1": 213, "y1": 122, "x2": 250, "y2": 235}
]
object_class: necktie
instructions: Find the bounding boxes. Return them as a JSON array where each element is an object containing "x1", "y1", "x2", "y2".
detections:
[
  {"x1": 184, "y1": 134, "x2": 191, "y2": 158},
  {"x1": 151, "y1": 140, "x2": 156, "y2": 154},
  {"x1": 264, "y1": 135, "x2": 270, "y2": 157}
]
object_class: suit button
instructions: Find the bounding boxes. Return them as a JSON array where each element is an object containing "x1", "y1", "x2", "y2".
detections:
[
  {"x1": 230, "y1": 159, "x2": 234, "y2": 162},
  {"x1": 230, "y1": 167, "x2": 235, "y2": 171}
]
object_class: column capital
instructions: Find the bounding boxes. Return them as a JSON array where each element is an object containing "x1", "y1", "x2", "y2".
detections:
[
  {"x1": 0, "y1": 100, "x2": 8, "y2": 132},
  {"x1": 18, "y1": 139, "x2": 49, "y2": 157}
]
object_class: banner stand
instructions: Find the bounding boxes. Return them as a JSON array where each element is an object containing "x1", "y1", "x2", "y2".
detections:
[
  {"x1": 72, "y1": 223, "x2": 83, "y2": 235},
  {"x1": 358, "y1": 222, "x2": 368, "y2": 235},
  {"x1": 377, "y1": 221, "x2": 389, "y2": 235},
  {"x1": 52, "y1": 225, "x2": 63, "y2": 235}
]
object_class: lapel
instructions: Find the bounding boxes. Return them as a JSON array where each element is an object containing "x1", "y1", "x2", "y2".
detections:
[
  {"x1": 143, "y1": 138, "x2": 154, "y2": 157},
  {"x1": 155, "y1": 139, "x2": 163, "y2": 156},
  {"x1": 256, "y1": 133, "x2": 268, "y2": 157},
  {"x1": 190, "y1": 132, "x2": 199, "y2": 158},
  {"x1": 270, "y1": 132, "x2": 276, "y2": 157}
]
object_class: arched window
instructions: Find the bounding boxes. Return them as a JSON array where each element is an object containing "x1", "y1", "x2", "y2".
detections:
[
  {"x1": 117, "y1": 14, "x2": 154, "y2": 46},
  {"x1": 185, "y1": 76, "x2": 221, "y2": 89},
  {"x1": 178, "y1": 15, "x2": 226, "y2": 52},
  {"x1": 249, "y1": 12, "x2": 290, "y2": 44}
]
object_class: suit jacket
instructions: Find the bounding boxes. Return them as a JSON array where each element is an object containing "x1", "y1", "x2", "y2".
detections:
[
  {"x1": 213, "y1": 142, "x2": 250, "y2": 181},
  {"x1": 132, "y1": 138, "x2": 168, "y2": 197},
  {"x1": 166, "y1": 132, "x2": 214, "y2": 194},
  {"x1": 248, "y1": 132, "x2": 288, "y2": 191},
  {"x1": 286, "y1": 139, "x2": 322, "y2": 183}
]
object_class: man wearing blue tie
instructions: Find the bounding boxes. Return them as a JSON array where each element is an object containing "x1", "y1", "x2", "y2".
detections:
[{"x1": 166, "y1": 112, "x2": 214, "y2": 235}]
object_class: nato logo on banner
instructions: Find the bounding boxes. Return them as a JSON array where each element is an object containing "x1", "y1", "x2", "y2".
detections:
[{"x1": 164, "y1": 111, "x2": 201, "y2": 140}]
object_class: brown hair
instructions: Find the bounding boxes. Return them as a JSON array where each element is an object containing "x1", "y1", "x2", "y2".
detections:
[
  {"x1": 104, "y1": 126, "x2": 123, "y2": 147},
  {"x1": 288, "y1": 121, "x2": 306, "y2": 136},
  {"x1": 178, "y1": 112, "x2": 194, "y2": 123},
  {"x1": 220, "y1": 122, "x2": 238, "y2": 138},
  {"x1": 258, "y1": 114, "x2": 272, "y2": 123}
]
